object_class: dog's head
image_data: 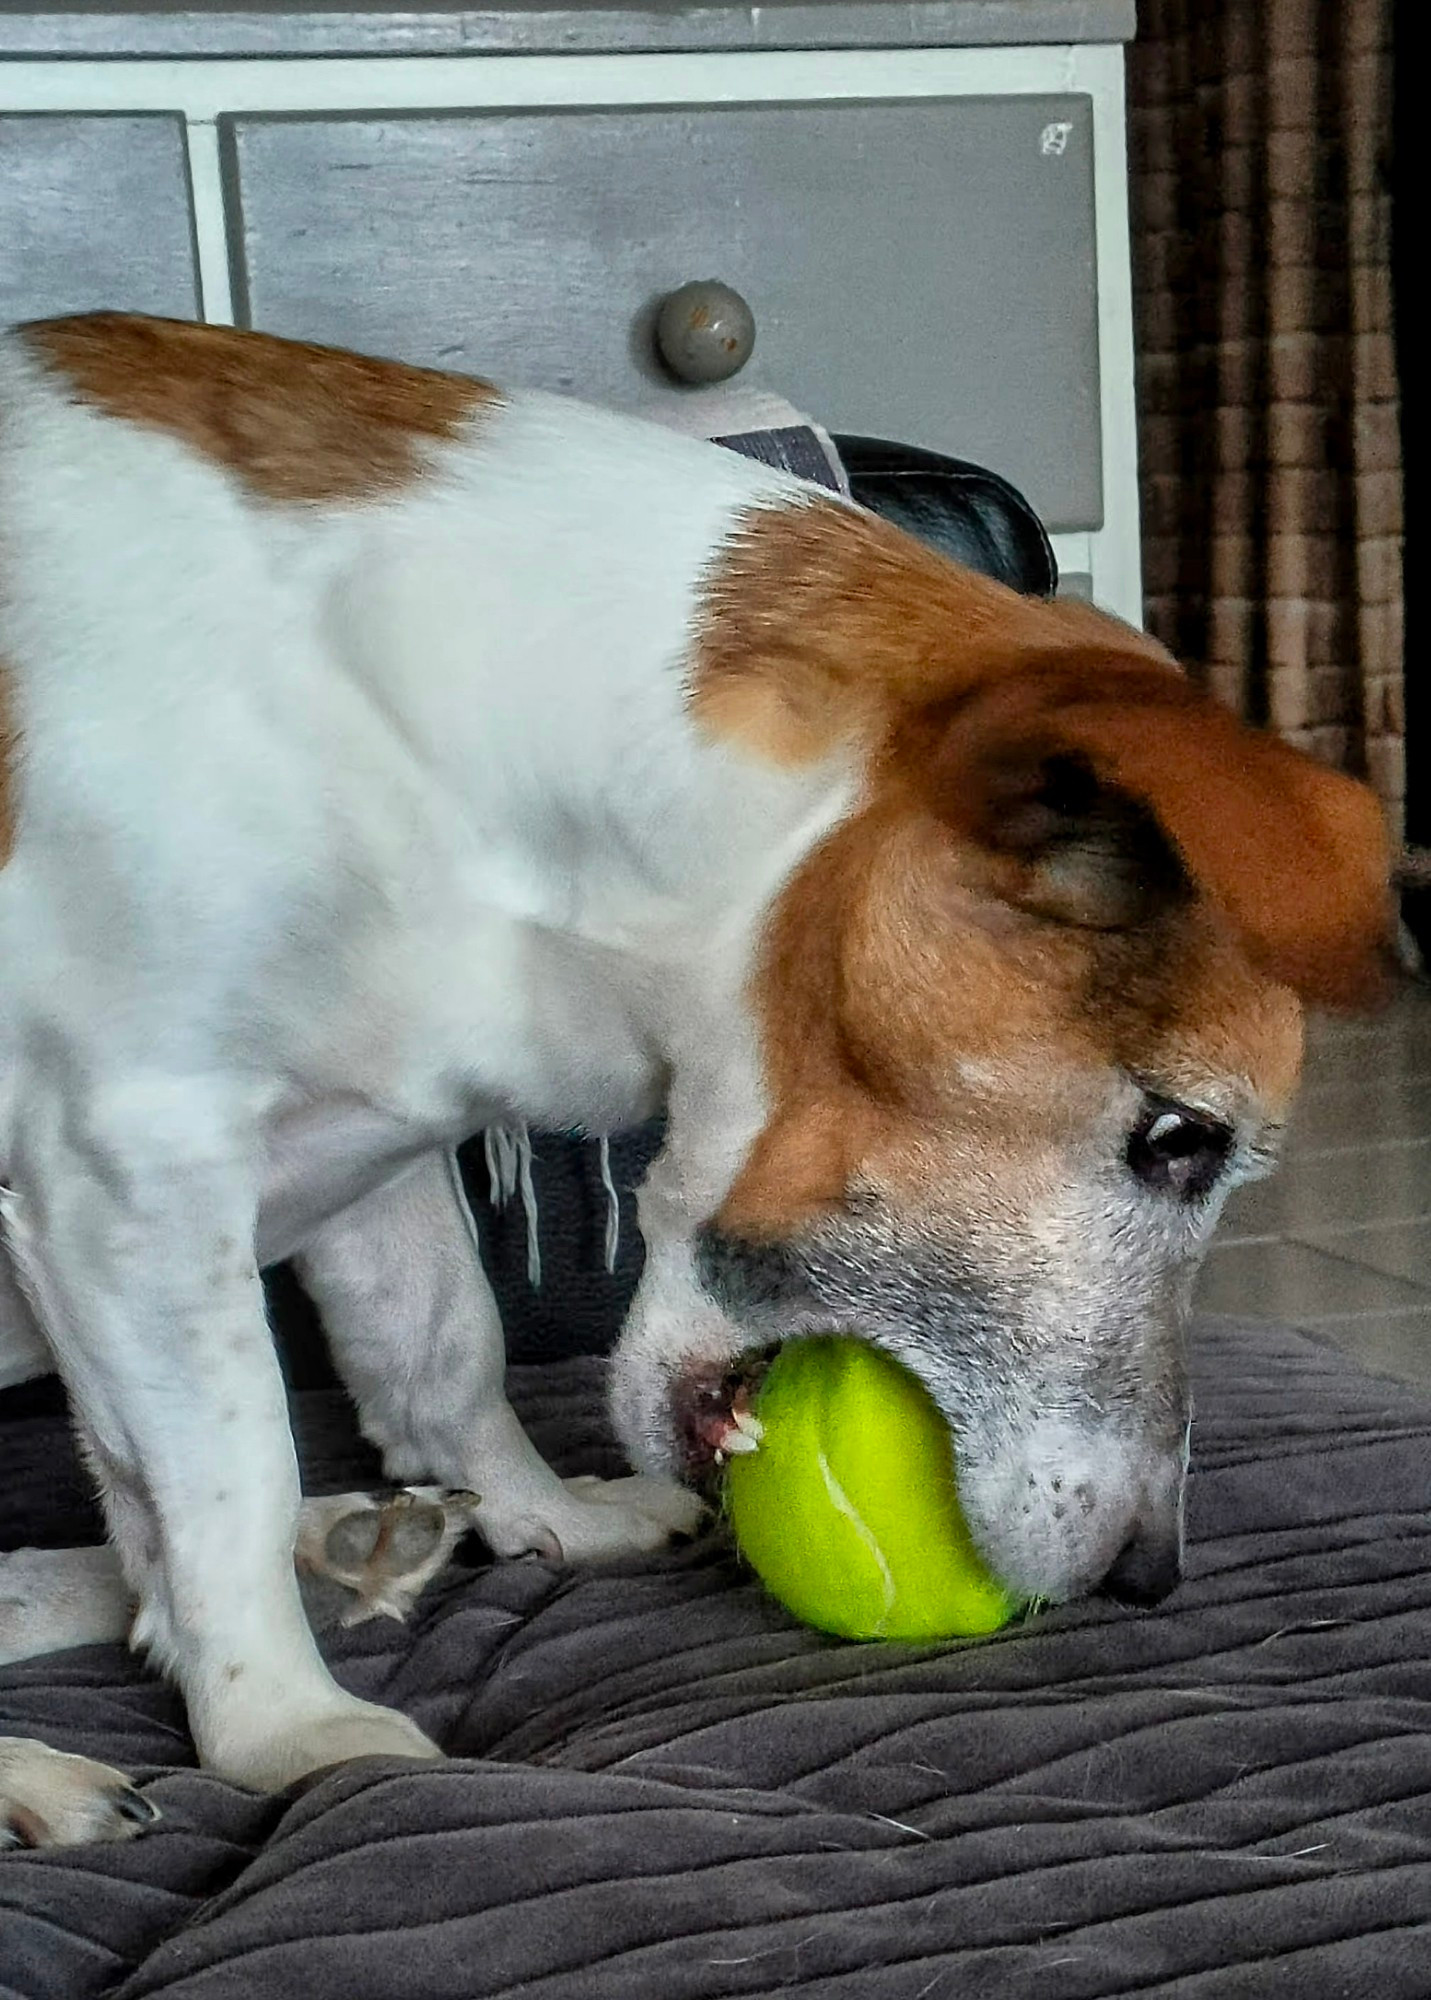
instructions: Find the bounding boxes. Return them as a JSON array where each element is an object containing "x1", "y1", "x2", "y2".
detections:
[{"x1": 612, "y1": 500, "x2": 1393, "y2": 1612}]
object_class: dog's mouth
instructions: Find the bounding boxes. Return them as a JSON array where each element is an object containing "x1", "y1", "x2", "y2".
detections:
[{"x1": 670, "y1": 1353, "x2": 773, "y2": 1484}]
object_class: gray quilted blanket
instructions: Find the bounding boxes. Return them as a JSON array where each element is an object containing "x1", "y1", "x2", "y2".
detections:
[{"x1": 2, "y1": 1315, "x2": 1429, "y2": 1999}]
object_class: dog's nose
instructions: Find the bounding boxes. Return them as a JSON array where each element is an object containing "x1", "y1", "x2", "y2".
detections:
[{"x1": 1099, "y1": 1524, "x2": 1182, "y2": 1608}]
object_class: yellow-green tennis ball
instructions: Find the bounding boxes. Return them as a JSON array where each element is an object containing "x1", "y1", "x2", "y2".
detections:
[{"x1": 726, "y1": 1336, "x2": 1020, "y2": 1641}]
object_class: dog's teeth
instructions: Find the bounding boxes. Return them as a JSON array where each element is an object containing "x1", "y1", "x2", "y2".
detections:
[
  {"x1": 714, "y1": 1447, "x2": 727, "y2": 1467},
  {"x1": 722, "y1": 1427, "x2": 759, "y2": 1455},
  {"x1": 731, "y1": 1408, "x2": 764, "y2": 1443}
]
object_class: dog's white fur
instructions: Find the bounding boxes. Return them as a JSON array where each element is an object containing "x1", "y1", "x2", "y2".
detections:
[{"x1": 0, "y1": 338, "x2": 830, "y2": 1797}]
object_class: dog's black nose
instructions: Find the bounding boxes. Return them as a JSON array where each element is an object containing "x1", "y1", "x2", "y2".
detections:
[{"x1": 1099, "y1": 1527, "x2": 1182, "y2": 1608}]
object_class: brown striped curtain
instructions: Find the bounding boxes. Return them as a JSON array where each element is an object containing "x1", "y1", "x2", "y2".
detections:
[{"x1": 1128, "y1": 0, "x2": 1403, "y2": 836}]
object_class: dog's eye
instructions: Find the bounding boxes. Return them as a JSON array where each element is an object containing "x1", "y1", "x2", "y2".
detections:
[{"x1": 1127, "y1": 1101, "x2": 1234, "y2": 1201}]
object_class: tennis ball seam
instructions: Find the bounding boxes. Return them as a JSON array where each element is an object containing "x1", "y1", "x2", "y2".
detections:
[{"x1": 815, "y1": 1445, "x2": 896, "y2": 1637}]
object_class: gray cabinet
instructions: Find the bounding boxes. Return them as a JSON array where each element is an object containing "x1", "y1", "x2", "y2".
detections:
[
  {"x1": 0, "y1": 21, "x2": 1141, "y2": 614},
  {"x1": 224, "y1": 97, "x2": 1101, "y2": 531},
  {"x1": 0, "y1": 113, "x2": 199, "y2": 325}
]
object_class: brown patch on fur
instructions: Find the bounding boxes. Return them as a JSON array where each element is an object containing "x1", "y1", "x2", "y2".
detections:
[
  {"x1": 0, "y1": 657, "x2": 17, "y2": 865},
  {"x1": 23, "y1": 313, "x2": 497, "y2": 503},
  {"x1": 716, "y1": 800, "x2": 1306, "y2": 1243},
  {"x1": 693, "y1": 499, "x2": 1121, "y2": 763},
  {"x1": 695, "y1": 497, "x2": 1392, "y2": 1013}
]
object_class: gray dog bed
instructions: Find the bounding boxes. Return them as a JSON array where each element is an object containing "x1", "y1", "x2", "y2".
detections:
[{"x1": 2, "y1": 1313, "x2": 1429, "y2": 1999}]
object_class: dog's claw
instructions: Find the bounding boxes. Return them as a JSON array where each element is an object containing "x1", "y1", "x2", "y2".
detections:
[
  {"x1": 531, "y1": 1525, "x2": 565, "y2": 1563},
  {"x1": 115, "y1": 1786, "x2": 162, "y2": 1825}
]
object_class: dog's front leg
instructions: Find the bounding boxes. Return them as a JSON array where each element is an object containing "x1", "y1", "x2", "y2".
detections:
[
  {"x1": 1, "y1": 1075, "x2": 438, "y2": 1790},
  {"x1": 294, "y1": 1147, "x2": 703, "y2": 1561}
]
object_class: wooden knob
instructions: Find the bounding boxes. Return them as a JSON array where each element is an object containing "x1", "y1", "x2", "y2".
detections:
[{"x1": 655, "y1": 280, "x2": 756, "y2": 385}]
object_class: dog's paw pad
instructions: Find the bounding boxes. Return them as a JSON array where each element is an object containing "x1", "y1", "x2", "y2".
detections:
[
  {"x1": 322, "y1": 1494, "x2": 450, "y2": 1577},
  {"x1": 297, "y1": 1490, "x2": 479, "y2": 1627}
]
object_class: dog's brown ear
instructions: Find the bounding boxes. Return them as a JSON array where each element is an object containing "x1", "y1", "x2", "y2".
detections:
[{"x1": 908, "y1": 655, "x2": 1394, "y2": 1010}]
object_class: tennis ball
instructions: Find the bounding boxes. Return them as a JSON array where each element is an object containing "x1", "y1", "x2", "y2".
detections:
[{"x1": 726, "y1": 1336, "x2": 1020, "y2": 1641}]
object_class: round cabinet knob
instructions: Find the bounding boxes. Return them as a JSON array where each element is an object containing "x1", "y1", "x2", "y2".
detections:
[{"x1": 655, "y1": 280, "x2": 756, "y2": 385}]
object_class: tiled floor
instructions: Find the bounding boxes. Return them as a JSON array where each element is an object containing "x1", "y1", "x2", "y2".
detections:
[{"x1": 1195, "y1": 979, "x2": 1431, "y2": 1384}]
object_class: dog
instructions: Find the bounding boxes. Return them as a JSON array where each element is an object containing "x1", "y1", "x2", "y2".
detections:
[{"x1": 0, "y1": 313, "x2": 1391, "y2": 1849}]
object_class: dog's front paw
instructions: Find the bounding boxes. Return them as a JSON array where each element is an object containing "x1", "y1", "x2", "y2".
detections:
[
  {"x1": 0, "y1": 1737, "x2": 160, "y2": 1850},
  {"x1": 202, "y1": 1695, "x2": 441, "y2": 1793},
  {"x1": 477, "y1": 1474, "x2": 705, "y2": 1563}
]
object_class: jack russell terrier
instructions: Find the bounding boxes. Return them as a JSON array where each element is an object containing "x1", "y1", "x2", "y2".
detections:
[{"x1": 0, "y1": 315, "x2": 1390, "y2": 1849}]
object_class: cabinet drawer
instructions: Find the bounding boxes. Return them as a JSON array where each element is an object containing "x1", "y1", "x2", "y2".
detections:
[
  {"x1": 0, "y1": 114, "x2": 198, "y2": 325},
  {"x1": 224, "y1": 96, "x2": 1102, "y2": 531}
]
